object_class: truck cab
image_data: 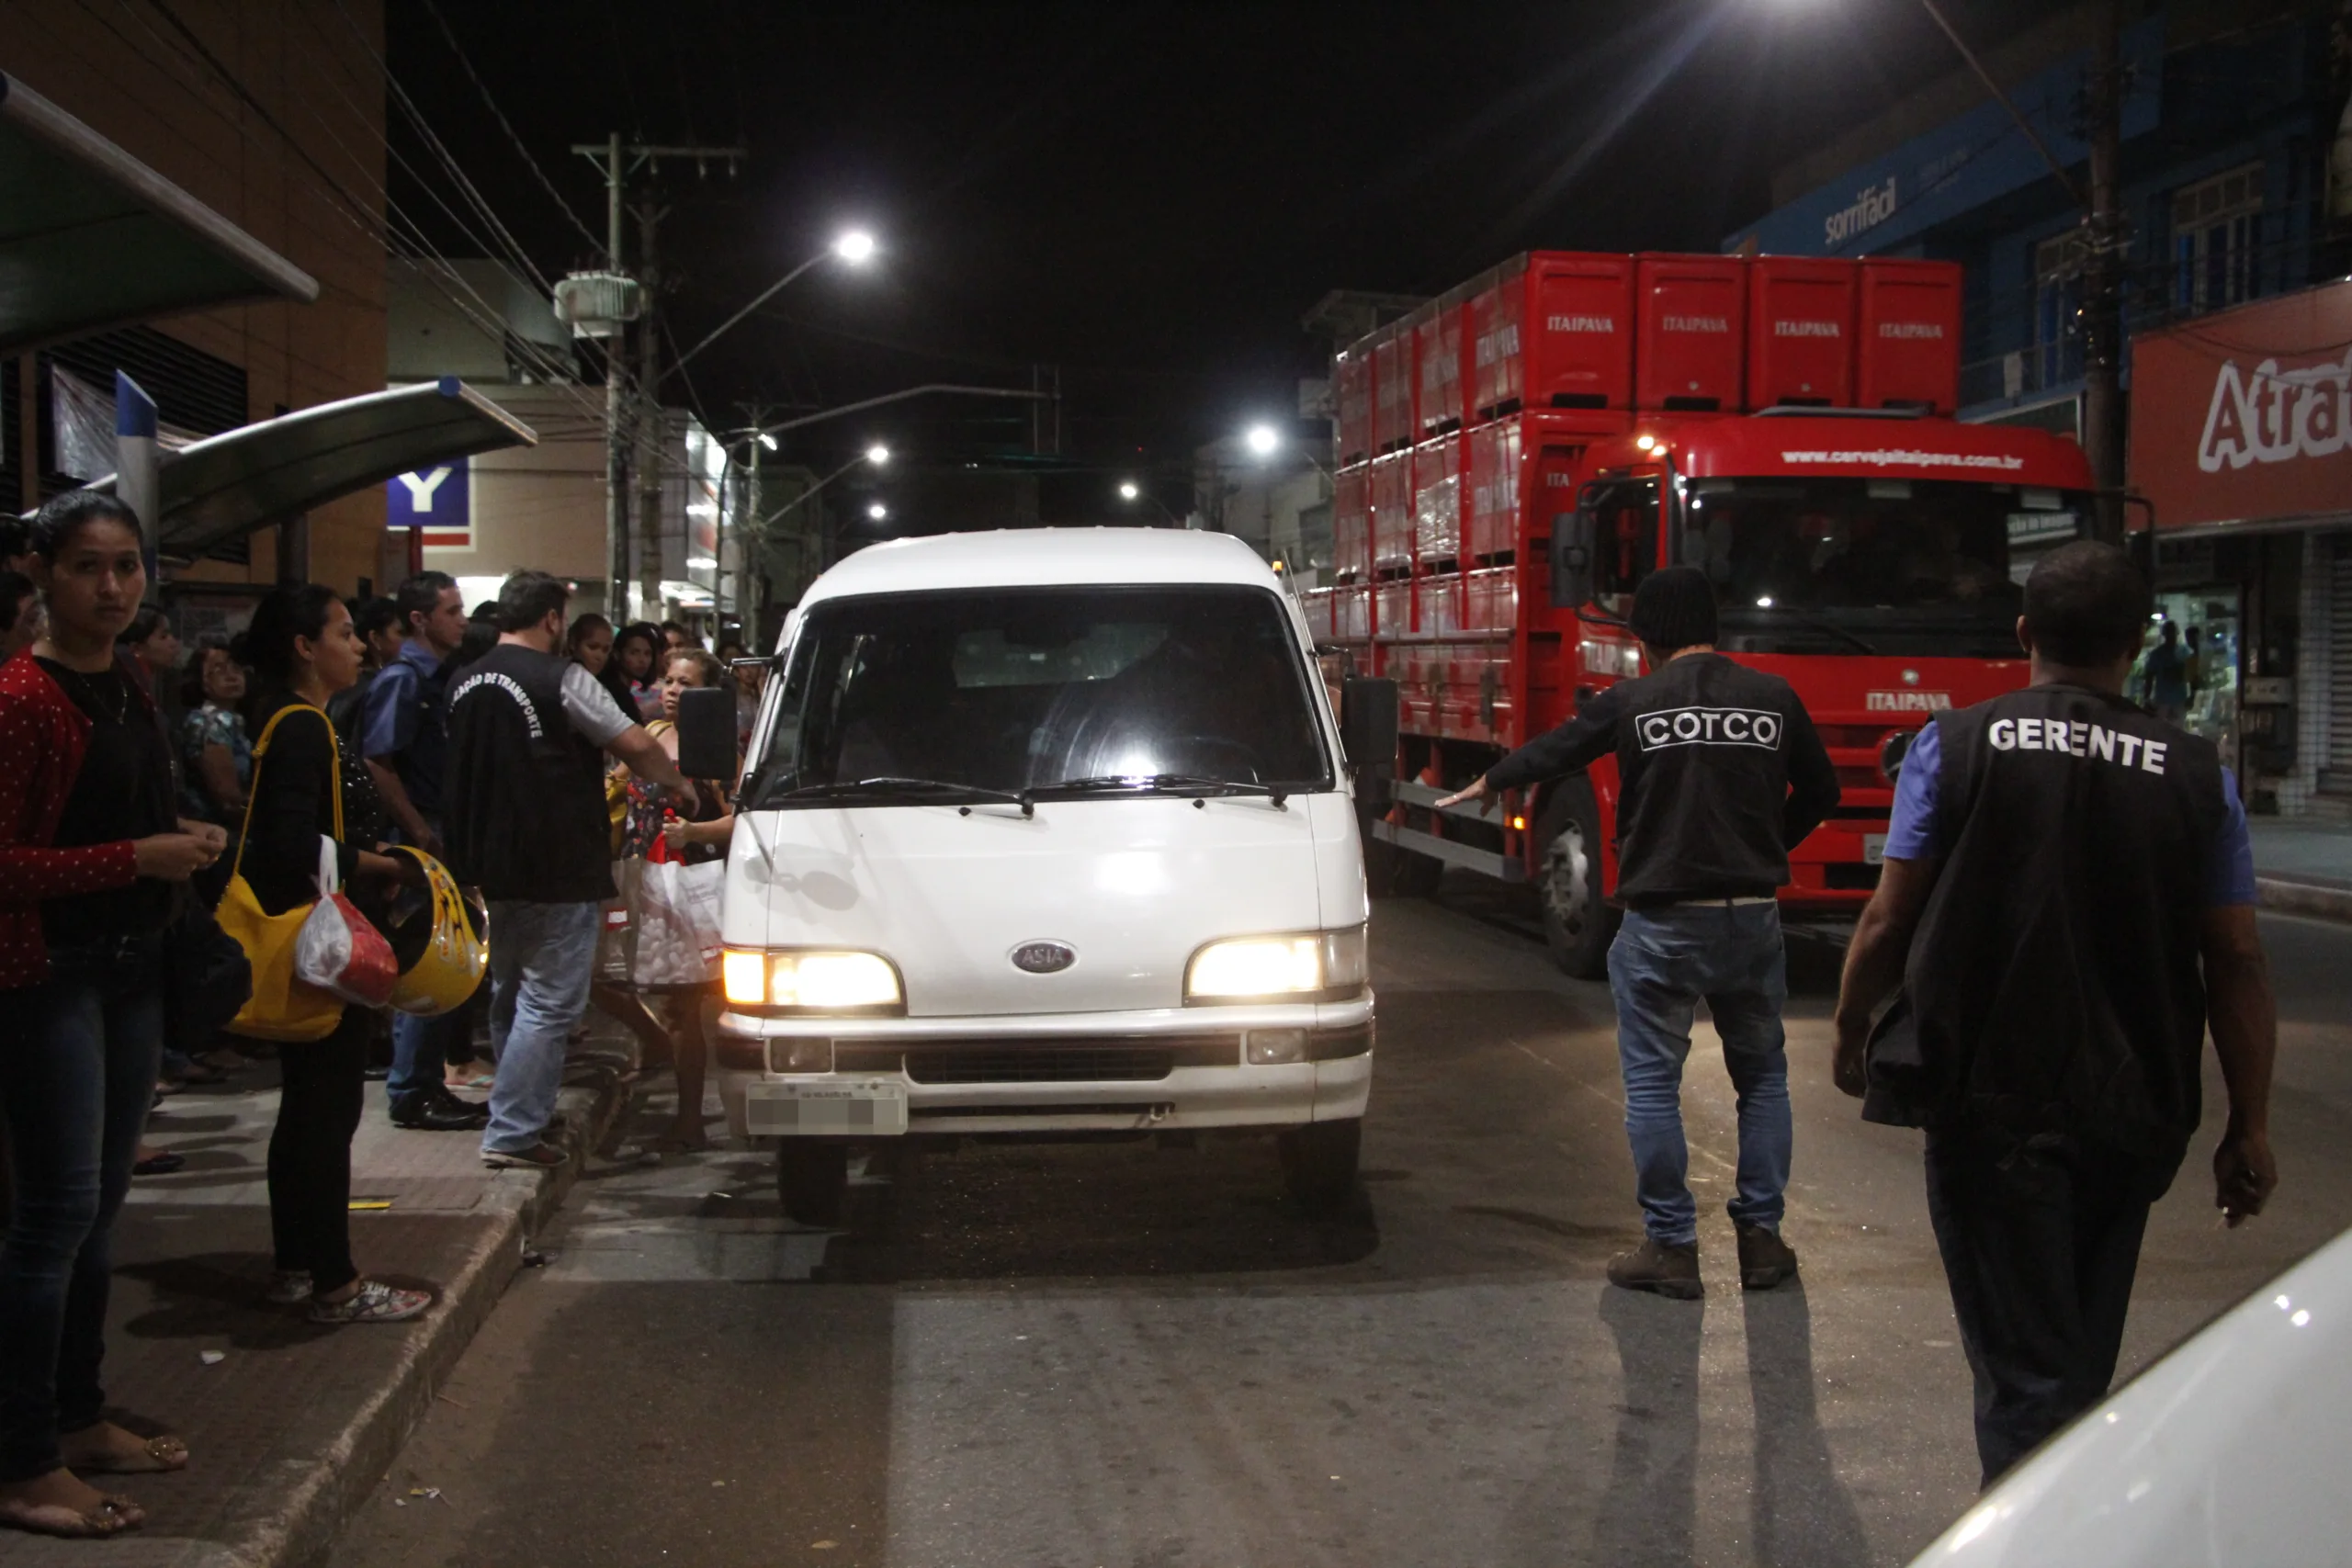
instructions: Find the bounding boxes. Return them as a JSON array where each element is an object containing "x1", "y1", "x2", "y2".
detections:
[{"x1": 705, "y1": 528, "x2": 1376, "y2": 1224}]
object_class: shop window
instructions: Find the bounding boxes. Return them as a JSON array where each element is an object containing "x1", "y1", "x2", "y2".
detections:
[{"x1": 2172, "y1": 163, "x2": 2263, "y2": 314}]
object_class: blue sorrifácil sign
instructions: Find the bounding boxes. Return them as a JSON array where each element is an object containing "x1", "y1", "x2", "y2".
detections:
[
  {"x1": 386, "y1": 454, "x2": 470, "y2": 547},
  {"x1": 1724, "y1": 19, "x2": 2162, "y2": 258}
]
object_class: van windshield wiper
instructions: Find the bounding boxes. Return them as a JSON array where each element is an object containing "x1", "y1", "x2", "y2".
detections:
[
  {"x1": 782, "y1": 776, "x2": 1035, "y2": 816},
  {"x1": 1031, "y1": 773, "x2": 1263, "y2": 797}
]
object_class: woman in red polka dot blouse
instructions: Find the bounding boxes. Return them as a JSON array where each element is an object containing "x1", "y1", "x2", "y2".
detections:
[{"x1": 0, "y1": 493, "x2": 221, "y2": 1540}]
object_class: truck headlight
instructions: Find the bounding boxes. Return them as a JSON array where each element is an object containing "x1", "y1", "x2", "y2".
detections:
[
  {"x1": 1185, "y1": 926, "x2": 1369, "y2": 1003},
  {"x1": 722, "y1": 948, "x2": 903, "y2": 1013}
]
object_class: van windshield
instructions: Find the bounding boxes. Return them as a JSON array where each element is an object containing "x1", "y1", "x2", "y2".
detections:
[{"x1": 747, "y1": 584, "x2": 1332, "y2": 807}]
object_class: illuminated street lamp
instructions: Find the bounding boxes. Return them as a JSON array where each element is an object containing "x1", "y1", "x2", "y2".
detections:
[
  {"x1": 1118, "y1": 479, "x2": 1140, "y2": 501},
  {"x1": 1244, "y1": 423, "x2": 1280, "y2": 457},
  {"x1": 667, "y1": 225, "x2": 882, "y2": 383},
  {"x1": 865, "y1": 444, "x2": 891, "y2": 466},
  {"x1": 867, "y1": 502, "x2": 888, "y2": 522}
]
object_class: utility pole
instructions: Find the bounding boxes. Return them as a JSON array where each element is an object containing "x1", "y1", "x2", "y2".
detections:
[
  {"x1": 570, "y1": 138, "x2": 746, "y2": 620},
  {"x1": 635, "y1": 197, "x2": 668, "y2": 619},
  {"x1": 2081, "y1": 0, "x2": 2128, "y2": 544}
]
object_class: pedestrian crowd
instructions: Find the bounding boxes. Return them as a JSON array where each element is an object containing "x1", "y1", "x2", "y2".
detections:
[{"x1": 0, "y1": 491, "x2": 752, "y2": 1540}]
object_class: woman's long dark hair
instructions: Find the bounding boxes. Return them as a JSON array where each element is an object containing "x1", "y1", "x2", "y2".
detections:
[{"x1": 243, "y1": 584, "x2": 340, "y2": 684}]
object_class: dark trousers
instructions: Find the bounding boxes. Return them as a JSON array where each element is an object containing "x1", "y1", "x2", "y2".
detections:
[
  {"x1": 267, "y1": 1009, "x2": 368, "y2": 1295},
  {"x1": 0, "y1": 951, "x2": 164, "y2": 1483},
  {"x1": 1923, "y1": 1125, "x2": 2179, "y2": 1485}
]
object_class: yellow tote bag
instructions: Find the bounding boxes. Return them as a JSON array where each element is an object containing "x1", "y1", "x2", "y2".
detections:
[{"x1": 218, "y1": 705, "x2": 347, "y2": 1043}]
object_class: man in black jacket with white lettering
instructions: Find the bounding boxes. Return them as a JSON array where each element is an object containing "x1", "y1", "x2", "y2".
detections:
[
  {"x1": 1440, "y1": 566, "x2": 1839, "y2": 1299},
  {"x1": 1833, "y1": 541, "x2": 2278, "y2": 1484}
]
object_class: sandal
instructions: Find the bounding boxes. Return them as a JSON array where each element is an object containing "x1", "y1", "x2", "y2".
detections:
[
  {"x1": 0, "y1": 1493, "x2": 144, "y2": 1540},
  {"x1": 62, "y1": 1430, "x2": 187, "y2": 1476},
  {"x1": 308, "y1": 1280, "x2": 433, "y2": 1325}
]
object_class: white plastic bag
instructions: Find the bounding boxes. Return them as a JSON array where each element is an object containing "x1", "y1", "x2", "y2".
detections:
[
  {"x1": 629, "y1": 858, "x2": 724, "y2": 988},
  {"x1": 292, "y1": 836, "x2": 398, "y2": 1008}
]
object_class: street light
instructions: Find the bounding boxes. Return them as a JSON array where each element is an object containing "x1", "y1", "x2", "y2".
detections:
[
  {"x1": 866, "y1": 502, "x2": 888, "y2": 522},
  {"x1": 1244, "y1": 423, "x2": 1280, "y2": 457},
  {"x1": 1118, "y1": 479, "x2": 1140, "y2": 501},
  {"x1": 666, "y1": 226, "x2": 883, "y2": 384},
  {"x1": 757, "y1": 432, "x2": 777, "y2": 451},
  {"x1": 865, "y1": 444, "x2": 890, "y2": 466}
]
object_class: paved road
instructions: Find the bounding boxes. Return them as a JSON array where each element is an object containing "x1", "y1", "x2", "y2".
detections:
[{"x1": 336, "y1": 886, "x2": 2352, "y2": 1568}]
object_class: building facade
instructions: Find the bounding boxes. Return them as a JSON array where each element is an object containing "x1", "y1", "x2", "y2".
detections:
[
  {"x1": 1726, "y1": 0, "x2": 2352, "y2": 817},
  {"x1": 0, "y1": 0, "x2": 390, "y2": 592}
]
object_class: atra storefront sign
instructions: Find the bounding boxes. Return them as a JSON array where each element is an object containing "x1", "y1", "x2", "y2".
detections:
[{"x1": 2128, "y1": 281, "x2": 2352, "y2": 529}]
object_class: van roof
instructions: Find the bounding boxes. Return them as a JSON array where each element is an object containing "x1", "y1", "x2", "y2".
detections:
[{"x1": 799, "y1": 527, "x2": 1283, "y2": 605}]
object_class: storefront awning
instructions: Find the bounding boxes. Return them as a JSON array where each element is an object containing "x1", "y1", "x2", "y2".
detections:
[
  {"x1": 0, "y1": 70, "x2": 319, "y2": 357},
  {"x1": 73, "y1": 379, "x2": 537, "y2": 556}
]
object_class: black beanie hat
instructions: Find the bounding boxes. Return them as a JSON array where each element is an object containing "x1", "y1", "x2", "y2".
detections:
[{"x1": 1629, "y1": 566, "x2": 1718, "y2": 653}]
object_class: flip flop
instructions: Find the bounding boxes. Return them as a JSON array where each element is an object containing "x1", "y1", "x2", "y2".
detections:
[
  {"x1": 64, "y1": 1434, "x2": 187, "y2": 1475},
  {"x1": 132, "y1": 1152, "x2": 186, "y2": 1177},
  {"x1": 0, "y1": 1493, "x2": 145, "y2": 1539}
]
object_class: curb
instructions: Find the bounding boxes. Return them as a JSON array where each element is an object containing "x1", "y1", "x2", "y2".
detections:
[
  {"x1": 231, "y1": 1051, "x2": 637, "y2": 1568},
  {"x1": 2256, "y1": 876, "x2": 2352, "y2": 924}
]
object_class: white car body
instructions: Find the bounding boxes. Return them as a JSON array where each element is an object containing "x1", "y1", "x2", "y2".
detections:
[
  {"x1": 713, "y1": 528, "x2": 1373, "y2": 1147},
  {"x1": 1910, "y1": 1224, "x2": 2352, "y2": 1567}
]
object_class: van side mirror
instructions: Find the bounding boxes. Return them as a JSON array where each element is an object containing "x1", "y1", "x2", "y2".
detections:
[
  {"x1": 673, "y1": 685, "x2": 739, "y2": 783},
  {"x1": 1340, "y1": 677, "x2": 1398, "y2": 772},
  {"x1": 1550, "y1": 509, "x2": 1595, "y2": 608}
]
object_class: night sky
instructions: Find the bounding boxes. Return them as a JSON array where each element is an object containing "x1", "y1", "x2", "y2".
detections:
[{"x1": 387, "y1": 1, "x2": 2061, "y2": 522}]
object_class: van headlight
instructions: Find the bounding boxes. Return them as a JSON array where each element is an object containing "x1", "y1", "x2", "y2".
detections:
[
  {"x1": 1185, "y1": 926, "x2": 1368, "y2": 1003},
  {"x1": 722, "y1": 948, "x2": 904, "y2": 1014}
]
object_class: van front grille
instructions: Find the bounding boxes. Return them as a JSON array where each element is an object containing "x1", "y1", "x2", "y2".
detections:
[{"x1": 835, "y1": 1033, "x2": 1241, "y2": 1084}]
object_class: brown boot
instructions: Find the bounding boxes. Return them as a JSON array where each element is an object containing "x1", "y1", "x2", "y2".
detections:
[
  {"x1": 1607, "y1": 1237, "x2": 1703, "y2": 1299},
  {"x1": 1736, "y1": 1222, "x2": 1799, "y2": 1291}
]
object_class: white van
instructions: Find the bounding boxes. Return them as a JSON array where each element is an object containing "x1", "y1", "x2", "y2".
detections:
[{"x1": 684, "y1": 529, "x2": 1380, "y2": 1224}]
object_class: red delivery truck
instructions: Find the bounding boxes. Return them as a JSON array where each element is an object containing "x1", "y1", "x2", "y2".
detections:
[{"x1": 1306, "y1": 250, "x2": 2091, "y2": 976}]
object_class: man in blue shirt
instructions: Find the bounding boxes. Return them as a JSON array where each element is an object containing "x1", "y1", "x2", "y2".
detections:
[
  {"x1": 1833, "y1": 541, "x2": 2276, "y2": 1483},
  {"x1": 362, "y1": 571, "x2": 482, "y2": 1132}
]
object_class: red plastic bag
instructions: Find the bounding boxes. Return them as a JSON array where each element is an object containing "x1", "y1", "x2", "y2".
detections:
[{"x1": 293, "y1": 837, "x2": 398, "y2": 1008}]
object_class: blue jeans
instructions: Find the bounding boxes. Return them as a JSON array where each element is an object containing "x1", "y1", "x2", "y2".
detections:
[
  {"x1": 481, "y1": 901, "x2": 599, "y2": 1156},
  {"x1": 389, "y1": 1009, "x2": 472, "y2": 1111},
  {"x1": 0, "y1": 947, "x2": 165, "y2": 1482},
  {"x1": 1606, "y1": 903, "x2": 1792, "y2": 1247}
]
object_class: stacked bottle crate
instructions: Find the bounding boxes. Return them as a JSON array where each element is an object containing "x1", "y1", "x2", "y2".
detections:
[{"x1": 1314, "y1": 250, "x2": 1960, "y2": 753}]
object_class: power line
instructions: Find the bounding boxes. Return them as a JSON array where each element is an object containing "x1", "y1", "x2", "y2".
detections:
[{"x1": 415, "y1": 0, "x2": 605, "y2": 259}]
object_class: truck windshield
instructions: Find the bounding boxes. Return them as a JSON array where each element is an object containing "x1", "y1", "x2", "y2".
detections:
[
  {"x1": 1689, "y1": 477, "x2": 2087, "y2": 657},
  {"x1": 747, "y1": 584, "x2": 1332, "y2": 807}
]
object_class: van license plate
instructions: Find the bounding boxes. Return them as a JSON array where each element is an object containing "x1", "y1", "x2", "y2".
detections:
[
  {"x1": 746, "y1": 1079, "x2": 909, "y2": 1137},
  {"x1": 1861, "y1": 833, "x2": 1887, "y2": 866}
]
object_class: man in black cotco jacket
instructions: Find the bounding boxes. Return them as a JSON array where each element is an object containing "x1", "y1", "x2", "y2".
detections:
[
  {"x1": 1441, "y1": 567, "x2": 1838, "y2": 1298},
  {"x1": 1833, "y1": 541, "x2": 2278, "y2": 1484}
]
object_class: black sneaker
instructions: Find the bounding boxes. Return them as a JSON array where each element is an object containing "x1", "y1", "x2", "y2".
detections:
[
  {"x1": 390, "y1": 1093, "x2": 489, "y2": 1132},
  {"x1": 1736, "y1": 1222, "x2": 1799, "y2": 1291},
  {"x1": 1607, "y1": 1237, "x2": 1704, "y2": 1300}
]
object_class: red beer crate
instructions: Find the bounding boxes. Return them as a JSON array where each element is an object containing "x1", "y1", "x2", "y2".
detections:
[
  {"x1": 1415, "y1": 299, "x2": 1465, "y2": 435},
  {"x1": 1747, "y1": 255, "x2": 1858, "y2": 408},
  {"x1": 1373, "y1": 322, "x2": 1414, "y2": 453},
  {"x1": 1464, "y1": 565, "x2": 1518, "y2": 632},
  {"x1": 1334, "y1": 344, "x2": 1373, "y2": 466},
  {"x1": 1332, "y1": 465, "x2": 1370, "y2": 581},
  {"x1": 1523, "y1": 252, "x2": 1635, "y2": 412},
  {"x1": 1334, "y1": 584, "x2": 1369, "y2": 639},
  {"x1": 1412, "y1": 434, "x2": 1462, "y2": 565},
  {"x1": 1376, "y1": 577, "x2": 1414, "y2": 637},
  {"x1": 1369, "y1": 452, "x2": 1413, "y2": 574},
  {"x1": 1635, "y1": 253, "x2": 1747, "y2": 412},
  {"x1": 1466, "y1": 417, "x2": 1522, "y2": 560},
  {"x1": 1857, "y1": 258, "x2": 1962, "y2": 414},
  {"x1": 1419, "y1": 570, "x2": 1462, "y2": 637}
]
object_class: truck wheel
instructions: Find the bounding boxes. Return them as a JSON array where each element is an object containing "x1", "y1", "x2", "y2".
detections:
[
  {"x1": 1278, "y1": 1119, "x2": 1362, "y2": 1214},
  {"x1": 775, "y1": 1141, "x2": 849, "y2": 1226},
  {"x1": 1535, "y1": 779, "x2": 1616, "y2": 980}
]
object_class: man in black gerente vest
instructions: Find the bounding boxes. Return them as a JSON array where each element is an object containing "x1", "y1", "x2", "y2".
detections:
[
  {"x1": 1440, "y1": 566, "x2": 1839, "y2": 1299},
  {"x1": 445, "y1": 571, "x2": 697, "y2": 1171},
  {"x1": 1833, "y1": 540, "x2": 2278, "y2": 1485}
]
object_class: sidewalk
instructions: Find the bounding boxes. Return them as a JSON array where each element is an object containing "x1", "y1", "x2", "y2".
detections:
[
  {"x1": 2252, "y1": 818, "x2": 2352, "y2": 922},
  {"x1": 0, "y1": 1026, "x2": 636, "y2": 1568}
]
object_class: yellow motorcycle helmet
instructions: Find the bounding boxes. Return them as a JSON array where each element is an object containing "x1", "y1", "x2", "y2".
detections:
[{"x1": 383, "y1": 846, "x2": 487, "y2": 1017}]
